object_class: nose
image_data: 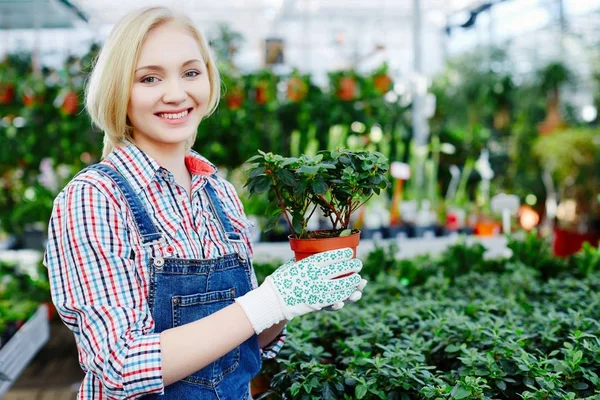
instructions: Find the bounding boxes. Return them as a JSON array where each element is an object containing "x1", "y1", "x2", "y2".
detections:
[{"x1": 162, "y1": 78, "x2": 186, "y2": 104}]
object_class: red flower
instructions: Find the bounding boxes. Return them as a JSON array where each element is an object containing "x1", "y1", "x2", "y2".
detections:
[
  {"x1": 61, "y1": 91, "x2": 79, "y2": 115},
  {"x1": 226, "y1": 87, "x2": 245, "y2": 110},
  {"x1": 287, "y1": 77, "x2": 307, "y2": 102},
  {"x1": 374, "y1": 74, "x2": 392, "y2": 94},
  {"x1": 0, "y1": 83, "x2": 15, "y2": 104},
  {"x1": 337, "y1": 77, "x2": 356, "y2": 101},
  {"x1": 255, "y1": 81, "x2": 270, "y2": 105}
]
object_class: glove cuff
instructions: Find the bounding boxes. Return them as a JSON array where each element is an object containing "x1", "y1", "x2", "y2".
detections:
[{"x1": 235, "y1": 278, "x2": 286, "y2": 335}]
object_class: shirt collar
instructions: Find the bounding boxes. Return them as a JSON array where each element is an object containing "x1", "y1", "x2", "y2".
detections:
[{"x1": 104, "y1": 143, "x2": 217, "y2": 195}]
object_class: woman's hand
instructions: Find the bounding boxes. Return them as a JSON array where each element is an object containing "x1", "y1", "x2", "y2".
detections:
[{"x1": 235, "y1": 248, "x2": 363, "y2": 334}]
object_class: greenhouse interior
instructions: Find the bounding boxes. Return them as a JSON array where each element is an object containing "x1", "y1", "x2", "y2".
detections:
[{"x1": 1, "y1": 0, "x2": 600, "y2": 399}]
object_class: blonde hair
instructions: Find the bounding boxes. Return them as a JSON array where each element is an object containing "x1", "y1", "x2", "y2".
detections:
[{"x1": 85, "y1": 7, "x2": 221, "y2": 159}]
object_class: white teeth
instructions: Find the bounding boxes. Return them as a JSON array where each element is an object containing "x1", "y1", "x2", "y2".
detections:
[{"x1": 159, "y1": 110, "x2": 189, "y2": 119}]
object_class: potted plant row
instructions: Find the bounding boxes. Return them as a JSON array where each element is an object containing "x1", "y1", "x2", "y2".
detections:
[{"x1": 245, "y1": 148, "x2": 390, "y2": 261}]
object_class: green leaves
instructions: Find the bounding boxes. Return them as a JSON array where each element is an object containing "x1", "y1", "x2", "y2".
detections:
[
  {"x1": 451, "y1": 385, "x2": 471, "y2": 399},
  {"x1": 250, "y1": 175, "x2": 272, "y2": 194},
  {"x1": 355, "y1": 383, "x2": 367, "y2": 399},
  {"x1": 276, "y1": 169, "x2": 295, "y2": 186},
  {"x1": 259, "y1": 237, "x2": 600, "y2": 400},
  {"x1": 244, "y1": 148, "x2": 389, "y2": 238},
  {"x1": 570, "y1": 242, "x2": 600, "y2": 277},
  {"x1": 298, "y1": 165, "x2": 322, "y2": 175},
  {"x1": 311, "y1": 180, "x2": 328, "y2": 195}
]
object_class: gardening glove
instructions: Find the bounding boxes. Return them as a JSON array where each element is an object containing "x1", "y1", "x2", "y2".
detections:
[
  {"x1": 235, "y1": 248, "x2": 363, "y2": 334},
  {"x1": 326, "y1": 278, "x2": 368, "y2": 311}
]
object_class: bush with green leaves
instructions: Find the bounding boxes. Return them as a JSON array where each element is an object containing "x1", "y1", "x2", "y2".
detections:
[
  {"x1": 245, "y1": 149, "x2": 389, "y2": 239},
  {"x1": 255, "y1": 235, "x2": 600, "y2": 399}
]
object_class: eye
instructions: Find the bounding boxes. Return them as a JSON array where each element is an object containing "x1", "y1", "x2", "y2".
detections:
[
  {"x1": 141, "y1": 76, "x2": 159, "y2": 84},
  {"x1": 184, "y1": 70, "x2": 200, "y2": 78}
]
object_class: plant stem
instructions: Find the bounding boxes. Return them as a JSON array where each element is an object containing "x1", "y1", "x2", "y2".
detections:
[
  {"x1": 300, "y1": 198, "x2": 313, "y2": 238},
  {"x1": 345, "y1": 197, "x2": 352, "y2": 228},
  {"x1": 272, "y1": 183, "x2": 295, "y2": 236},
  {"x1": 317, "y1": 194, "x2": 343, "y2": 229},
  {"x1": 353, "y1": 194, "x2": 373, "y2": 215},
  {"x1": 305, "y1": 203, "x2": 318, "y2": 230}
]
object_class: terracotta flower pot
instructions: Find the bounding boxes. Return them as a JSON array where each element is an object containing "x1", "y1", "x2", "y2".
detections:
[
  {"x1": 553, "y1": 227, "x2": 600, "y2": 257},
  {"x1": 474, "y1": 221, "x2": 501, "y2": 237},
  {"x1": 288, "y1": 230, "x2": 361, "y2": 262}
]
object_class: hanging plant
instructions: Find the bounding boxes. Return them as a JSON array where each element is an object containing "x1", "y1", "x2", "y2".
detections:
[
  {"x1": 537, "y1": 61, "x2": 572, "y2": 135},
  {"x1": 539, "y1": 61, "x2": 572, "y2": 99},
  {"x1": 488, "y1": 74, "x2": 514, "y2": 130}
]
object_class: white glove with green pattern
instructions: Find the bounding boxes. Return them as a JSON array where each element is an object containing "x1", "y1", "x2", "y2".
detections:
[
  {"x1": 235, "y1": 248, "x2": 363, "y2": 334},
  {"x1": 326, "y1": 277, "x2": 368, "y2": 311}
]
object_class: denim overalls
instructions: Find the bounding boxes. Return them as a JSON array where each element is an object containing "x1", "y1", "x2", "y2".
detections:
[{"x1": 82, "y1": 163, "x2": 261, "y2": 399}]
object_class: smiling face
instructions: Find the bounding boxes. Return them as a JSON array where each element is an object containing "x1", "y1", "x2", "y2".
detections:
[{"x1": 128, "y1": 22, "x2": 210, "y2": 153}]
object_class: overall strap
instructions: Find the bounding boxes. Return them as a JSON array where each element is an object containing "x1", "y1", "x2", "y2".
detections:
[
  {"x1": 203, "y1": 179, "x2": 241, "y2": 241},
  {"x1": 75, "y1": 163, "x2": 164, "y2": 247}
]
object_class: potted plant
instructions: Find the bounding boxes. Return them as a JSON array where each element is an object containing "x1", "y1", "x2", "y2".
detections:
[
  {"x1": 533, "y1": 127, "x2": 600, "y2": 256},
  {"x1": 537, "y1": 61, "x2": 572, "y2": 135},
  {"x1": 245, "y1": 148, "x2": 389, "y2": 261}
]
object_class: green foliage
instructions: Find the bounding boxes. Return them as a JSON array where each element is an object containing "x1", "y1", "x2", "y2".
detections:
[
  {"x1": 506, "y1": 231, "x2": 567, "y2": 279},
  {"x1": 1, "y1": 44, "x2": 400, "y2": 234},
  {"x1": 537, "y1": 62, "x2": 573, "y2": 95},
  {"x1": 258, "y1": 238, "x2": 600, "y2": 399},
  {"x1": 0, "y1": 47, "x2": 100, "y2": 234},
  {"x1": 532, "y1": 127, "x2": 600, "y2": 225},
  {"x1": 533, "y1": 127, "x2": 600, "y2": 183},
  {"x1": 569, "y1": 242, "x2": 600, "y2": 278},
  {"x1": 245, "y1": 149, "x2": 389, "y2": 238},
  {"x1": 0, "y1": 260, "x2": 50, "y2": 341}
]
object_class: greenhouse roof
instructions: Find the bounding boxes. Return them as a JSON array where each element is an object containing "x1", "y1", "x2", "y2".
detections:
[
  {"x1": 0, "y1": 0, "x2": 87, "y2": 30},
  {"x1": 68, "y1": 0, "x2": 483, "y2": 25}
]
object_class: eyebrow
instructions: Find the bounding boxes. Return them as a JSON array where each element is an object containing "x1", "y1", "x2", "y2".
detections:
[{"x1": 135, "y1": 59, "x2": 204, "y2": 73}]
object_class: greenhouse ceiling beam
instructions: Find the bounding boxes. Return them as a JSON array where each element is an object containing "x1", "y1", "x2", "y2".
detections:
[
  {"x1": 56, "y1": 0, "x2": 88, "y2": 23},
  {"x1": 445, "y1": 0, "x2": 510, "y2": 33}
]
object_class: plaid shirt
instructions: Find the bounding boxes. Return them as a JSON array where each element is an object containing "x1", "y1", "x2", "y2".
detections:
[{"x1": 43, "y1": 144, "x2": 285, "y2": 399}]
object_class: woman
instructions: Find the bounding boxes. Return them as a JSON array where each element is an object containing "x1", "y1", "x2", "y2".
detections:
[{"x1": 43, "y1": 6, "x2": 366, "y2": 400}]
